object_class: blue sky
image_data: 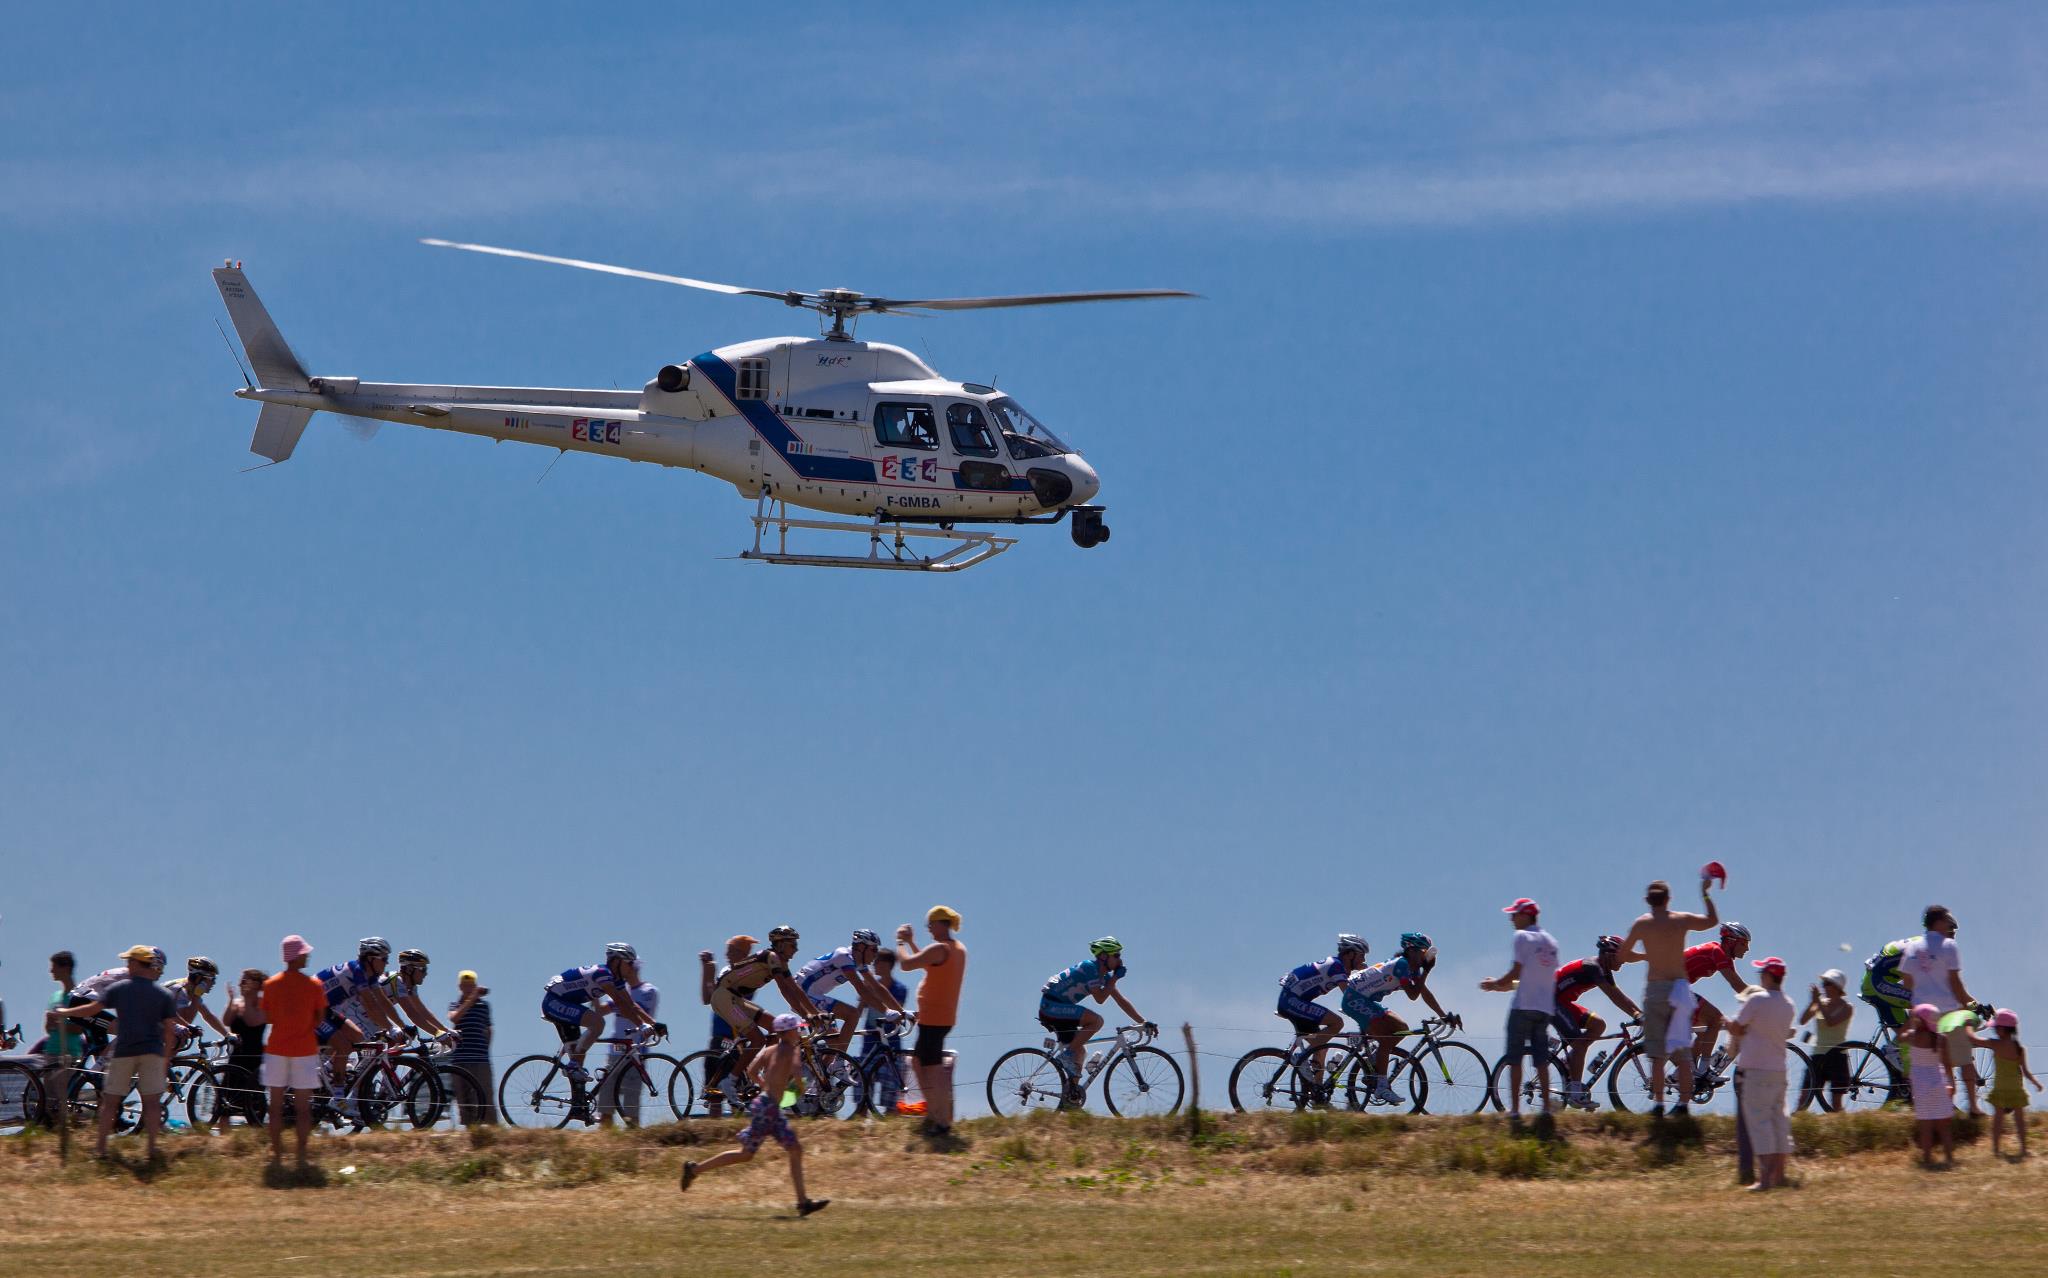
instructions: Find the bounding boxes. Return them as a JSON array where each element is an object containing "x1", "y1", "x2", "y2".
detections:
[{"x1": 3, "y1": 3, "x2": 2044, "y2": 1097}]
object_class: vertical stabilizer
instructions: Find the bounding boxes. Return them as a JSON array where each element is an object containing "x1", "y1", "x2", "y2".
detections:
[{"x1": 213, "y1": 266, "x2": 310, "y2": 391}]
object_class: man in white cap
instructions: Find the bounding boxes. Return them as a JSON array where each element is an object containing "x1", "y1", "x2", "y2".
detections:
[
  {"x1": 1800, "y1": 968, "x2": 1855, "y2": 1111},
  {"x1": 679, "y1": 1013, "x2": 827, "y2": 1217},
  {"x1": 1727, "y1": 957, "x2": 1797, "y2": 1190}
]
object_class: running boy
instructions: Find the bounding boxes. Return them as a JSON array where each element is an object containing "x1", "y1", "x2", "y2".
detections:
[{"x1": 680, "y1": 1013, "x2": 829, "y2": 1217}]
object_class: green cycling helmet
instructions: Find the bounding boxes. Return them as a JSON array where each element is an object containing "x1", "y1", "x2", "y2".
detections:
[
  {"x1": 1399, "y1": 932, "x2": 1432, "y2": 952},
  {"x1": 1089, "y1": 936, "x2": 1124, "y2": 958}
]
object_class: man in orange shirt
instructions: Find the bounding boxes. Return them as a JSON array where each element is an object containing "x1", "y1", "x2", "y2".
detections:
[
  {"x1": 896, "y1": 905, "x2": 966, "y2": 1139},
  {"x1": 264, "y1": 935, "x2": 326, "y2": 1171}
]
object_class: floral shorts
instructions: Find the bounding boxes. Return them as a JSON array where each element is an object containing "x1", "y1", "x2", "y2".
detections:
[{"x1": 738, "y1": 1092, "x2": 799, "y2": 1153}]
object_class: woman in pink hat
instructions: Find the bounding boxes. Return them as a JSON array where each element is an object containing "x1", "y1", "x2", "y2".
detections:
[
  {"x1": 1970, "y1": 1009, "x2": 2042, "y2": 1158},
  {"x1": 1905, "y1": 1002, "x2": 1956, "y2": 1167}
]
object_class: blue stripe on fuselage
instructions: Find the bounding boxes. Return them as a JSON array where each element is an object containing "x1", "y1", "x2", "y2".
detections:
[{"x1": 693, "y1": 351, "x2": 877, "y2": 484}]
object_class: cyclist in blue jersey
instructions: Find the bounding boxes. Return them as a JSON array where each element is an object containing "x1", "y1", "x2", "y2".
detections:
[
  {"x1": 1341, "y1": 933, "x2": 1451, "y2": 1104},
  {"x1": 316, "y1": 938, "x2": 412, "y2": 1105},
  {"x1": 1278, "y1": 934, "x2": 1371, "y2": 1066},
  {"x1": 1040, "y1": 938, "x2": 1155, "y2": 1094},
  {"x1": 543, "y1": 942, "x2": 658, "y2": 1094},
  {"x1": 796, "y1": 929, "x2": 907, "y2": 1054}
]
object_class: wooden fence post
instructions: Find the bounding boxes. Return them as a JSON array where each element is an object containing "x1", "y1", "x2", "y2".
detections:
[{"x1": 1181, "y1": 1022, "x2": 1200, "y2": 1140}]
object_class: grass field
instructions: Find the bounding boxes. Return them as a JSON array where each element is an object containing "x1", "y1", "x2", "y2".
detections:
[{"x1": 3, "y1": 1109, "x2": 2043, "y2": 1276}]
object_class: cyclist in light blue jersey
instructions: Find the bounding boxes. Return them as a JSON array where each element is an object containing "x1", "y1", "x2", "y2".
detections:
[
  {"x1": 1039, "y1": 938, "x2": 1155, "y2": 1088},
  {"x1": 1278, "y1": 934, "x2": 1371, "y2": 1065},
  {"x1": 1341, "y1": 933, "x2": 1450, "y2": 1104}
]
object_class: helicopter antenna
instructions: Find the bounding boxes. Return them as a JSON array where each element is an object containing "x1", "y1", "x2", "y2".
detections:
[
  {"x1": 536, "y1": 447, "x2": 566, "y2": 485},
  {"x1": 215, "y1": 317, "x2": 254, "y2": 388}
]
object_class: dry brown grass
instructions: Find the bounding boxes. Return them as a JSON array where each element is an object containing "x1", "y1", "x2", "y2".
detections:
[{"x1": 3, "y1": 1111, "x2": 2044, "y2": 1276}]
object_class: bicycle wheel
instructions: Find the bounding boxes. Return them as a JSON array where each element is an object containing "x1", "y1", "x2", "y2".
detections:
[
  {"x1": 498, "y1": 1055, "x2": 577, "y2": 1129},
  {"x1": 1605, "y1": 1044, "x2": 1688, "y2": 1113},
  {"x1": 0, "y1": 1062, "x2": 46, "y2": 1134},
  {"x1": 1782, "y1": 1044, "x2": 1826, "y2": 1113},
  {"x1": 180, "y1": 1062, "x2": 227, "y2": 1128},
  {"x1": 1343, "y1": 1045, "x2": 1428, "y2": 1113},
  {"x1": 798, "y1": 1046, "x2": 862, "y2": 1119},
  {"x1": 68, "y1": 1068, "x2": 142, "y2": 1133},
  {"x1": 1414, "y1": 1041, "x2": 1492, "y2": 1114},
  {"x1": 623, "y1": 1052, "x2": 684, "y2": 1124},
  {"x1": 354, "y1": 1056, "x2": 445, "y2": 1130},
  {"x1": 860, "y1": 1047, "x2": 912, "y2": 1117},
  {"x1": 1484, "y1": 1050, "x2": 1570, "y2": 1113},
  {"x1": 986, "y1": 1047, "x2": 1068, "y2": 1116},
  {"x1": 1103, "y1": 1045, "x2": 1184, "y2": 1117},
  {"x1": 1229, "y1": 1047, "x2": 1312, "y2": 1112},
  {"x1": 673, "y1": 1047, "x2": 755, "y2": 1119},
  {"x1": 1828, "y1": 1043, "x2": 1903, "y2": 1112}
]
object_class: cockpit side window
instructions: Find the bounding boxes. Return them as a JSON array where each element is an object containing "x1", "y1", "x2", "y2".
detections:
[
  {"x1": 947, "y1": 404, "x2": 998, "y2": 457},
  {"x1": 873, "y1": 402, "x2": 939, "y2": 450},
  {"x1": 736, "y1": 357, "x2": 770, "y2": 401}
]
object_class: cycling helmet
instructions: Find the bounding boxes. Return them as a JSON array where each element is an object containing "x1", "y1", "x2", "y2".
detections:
[
  {"x1": 1719, "y1": 922, "x2": 1751, "y2": 946},
  {"x1": 1089, "y1": 936, "x2": 1124, "y2": 957},
  {"x1": 768, "y1": 925, "x2": 800, "y2": 944},
  {"x1": 358, "y1": 937, "x2": 392, "y2": 959},
  {"x1": 604, "y1": 941, "x2": 638, "y2": 963},
  {"x1": 398, "y1": 948, "x2": 429, "y2": 967},
  {"x1": 1399, "y1": 932, "x2": 1432, "y2": 953},
  {"x1": 850, "y1": 928, "x2": 880, "y2": 947},
  {"x1": 187, "y1": 956, "x2": 219, "y2": 979},
  {"x1": 1595, "y1": 934, "x2": 1624, "y2": 955},
  {"x1": 1336, "y1": 933, "x2": 1369, "y2": 956},
  {"x1": 147, "y1": 946, "x2": 167, "y2": 970}
]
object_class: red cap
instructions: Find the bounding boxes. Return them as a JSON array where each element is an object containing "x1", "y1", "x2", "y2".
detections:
[
  {"x1": 1751, "y1": 956, "x2": 1786, "y2": 975},
  {"x1": 1501, "y1": 898, "x2": 1540, "y2": 918}
]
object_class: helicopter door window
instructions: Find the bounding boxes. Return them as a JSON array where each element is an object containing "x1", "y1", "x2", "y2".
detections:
[
  {"x1": 873, "y1": 402, "x2": 939, "y2": 450},
  {"x1": 736, "y1": 357, "x2": 770, "y2": 401},
  {"x1": 946, "y1": 404, "x2": 998, "y2": 457}
]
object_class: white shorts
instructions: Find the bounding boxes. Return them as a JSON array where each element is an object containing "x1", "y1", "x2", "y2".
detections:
[{"x1": 263, "y1": 1053, "x2": 321, "y2": 1090}]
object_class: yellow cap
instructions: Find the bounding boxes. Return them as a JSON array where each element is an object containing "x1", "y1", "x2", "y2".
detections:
[
  {"x1": 458, "y1": 970, "x2": 479, "y2": 982},
  {"x1": 927, "y1": 904, "x2": 962, "y2": 928},
  {"x1": 120, "y1": 944, "x2": 157, "y2": 962}
]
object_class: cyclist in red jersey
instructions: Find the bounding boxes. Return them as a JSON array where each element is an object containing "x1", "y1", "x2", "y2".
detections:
[
  {"x1": 1552, "y1": 936, "x2": 1643, "y2": 1109},
  {"x1": 1683, "y1": 923, "x2": 1754, "y2": 1078}
]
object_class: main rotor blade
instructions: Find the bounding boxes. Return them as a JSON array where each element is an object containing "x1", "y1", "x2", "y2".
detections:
[
  {"x1": 872, "y1": 289, "x2": 1199, "y2": 313},
  {"x1": 419, "y1": 239, "x2": 791, "y2": 302}
]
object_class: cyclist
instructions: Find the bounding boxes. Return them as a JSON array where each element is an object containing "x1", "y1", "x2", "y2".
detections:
[
  {"x1": 379, "y1": 949, "x2": 458, "y2": 1045},
  {"x1": 796, "y1": 929, "x2": 906, "y2": 1054},
  {"x1": 542, "y1": 943, "x2": 658, "y2": 1099},
  {"x1": 1341, "y1": 932, "x2": 1450, "y2": 1104},
  {"x1": 1278, "y1": 934, "x2": 1371, "y2": 1074},
  {"x1": 1860, "y1": 938, "x2": 1912, "y2": 1032},
  {"x1": 317, "y1": 938, "x2": 412, "y2": 1107},
  {"x1": 1551, "y1": 935, "x2": 1643, "y2": 1109},
  {"x1": 1040, "y1": 938, "x2": 1155, "y2": 1100},
  {"x1": 69, "y1": 945, "x2": 166, "y2": 1062},
  {"x1": 699, "y1": 935, "x2": 755, "y2": 1117},
  {"x1": 166, "y1": 956, "x2": 233, "y2": 1049},
  {"x1": 1681, "y1": 922, "x2": 1755, "y2": 1082},
  {"x1": 706, "y1": 926, "x2": 819, "y2": 1106}
]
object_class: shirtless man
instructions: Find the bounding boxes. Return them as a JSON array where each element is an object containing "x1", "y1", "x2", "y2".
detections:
[
  {"x1": 1617, "y1": 877, "x2": 1720, "y2": 1116},
  {"x1": 679, "y1": 1013, "x2": 829, "y2": 1217}
]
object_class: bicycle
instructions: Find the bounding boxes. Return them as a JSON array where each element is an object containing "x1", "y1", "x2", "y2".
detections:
[
  {"x1": 501, "y1": 1025, "x2": 682, "y2": 1129},
  {"x1": 301, "y1": 1031, "x2": 448, "y2": 1131},
  {"x1": 1496, "y1": 1018, "x2": 1826, "y2": 1114},
  {"x1": 853, "y1": 1015, "x2": 916, "y2": 1117},
  {"x1": 985, "y1": 1023, "x2": 1183, "y2": 1117},
  {"x1": 0, "y1": 1025, "x2": 47, "y2": 1135},
  {"x1": 1384, "y1": 1016, "x2": 1491, "y2": 1114},
  {"x1": 670, "y1": 1015, "x2": 863, "y2": 1120},
  {"x1": 1228, "y1": 1031, "x2": 1427, "y2": 1113}
]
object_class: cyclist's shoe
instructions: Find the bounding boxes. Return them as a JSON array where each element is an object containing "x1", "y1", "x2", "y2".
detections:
[
  {"x1": 1564, "y1": 1080, "x2": 1592, "y2": 1111},
  {"x1": 797, "y1": 1197, "x2": 831, "y2": 1217},
  {"x1": 1370, "y1": 1080, "x2": 1400, "y2": 1105},
  {"x1": 1669, "y1": 1102, "x2": 1690, "y2": 1117},
  {"x1": 562, "y1": 1062, "x2": 590, "y2": 1083}
]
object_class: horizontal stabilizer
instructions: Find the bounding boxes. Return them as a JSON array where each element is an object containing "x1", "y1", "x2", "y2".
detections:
[
  {"x1": 251, "y1": 403, "x2": 313, "y2": 462},
  {"x1": 213, "y1": 266, "x2": 309, "y2": 390}
]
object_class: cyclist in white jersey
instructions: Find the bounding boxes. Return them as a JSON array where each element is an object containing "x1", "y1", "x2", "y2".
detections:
[
  {"x1": 796, "y1": 930, "x2": 907, "y2": 1054},
  {"x1": 543, "y1": 942, "x2": 657, "y2": 1089},
  {"x1": 69, "y1": 947, "x2": 165, "y2": 1061},
  {"x1": 316, "y1": 938, "x2": 411, "y2": 1105},
  {"x1": 1340, "y1": 933, "x2": 1451, "y2": 1104},
  {"x1": 378, "y1": 949, "x2": 457, "y2": 1046},
  {"x1": 166, "y1": 956, "x2": 233, "y2": 1051}
]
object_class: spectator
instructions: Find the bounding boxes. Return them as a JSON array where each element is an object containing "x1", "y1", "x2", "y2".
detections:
[
  {"x1": 1479, "y1": 897, "x2": 1558, "y2": 1121},
  {"x1": 679, "y1": 1013, "x2": 829, "y2": 1217},
  {"x1": 861, "y1": 948, "x2": 912, "y2": 1113},
  {"x1": 1901, "y1": 904, "x2": 1981, "y2": 1116},
  {"x1": 1905, "y1": 1003, "x2": 1956, "y2": 1168},
  {"x1": 897, "y1": 905, "x2": 967, "y2": 1139},
  {"x1": 263, "y1": 935, "x2": 326, "y2": 1171},
  {"x1": 1800, "y1": 968, "x2": 1854, "y2": 1111},
  {"x1": 1616, "y1": 877, "x2": 1720, "y2": 1116},
  {"x1": 598, "y1": 961, "x2": 660, "y2": 1126},
  {"x1": 1971, "y1": 1009, "x2": 2040, "y2": 1159},
  {"x1": 445, "y1": 970, "x2": 496, "y2": 1126},
  {"x1": 38, "y1": 952, "x2": 81, "y2": 1121},
  {"x1": 54, "y1": 945, "x2": 178, "y2": 1160},
  {"x1": 1727, "y1": 958, "x2": 1797, "y2": 1191},
  {"x1": 216, "y1": 968, "x2": 269, "y2": 1132}
]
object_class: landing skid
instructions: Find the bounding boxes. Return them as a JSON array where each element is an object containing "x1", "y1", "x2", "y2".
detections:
[{"x1": 739, "y1": 497, "x2": 1017, "y2": 572}]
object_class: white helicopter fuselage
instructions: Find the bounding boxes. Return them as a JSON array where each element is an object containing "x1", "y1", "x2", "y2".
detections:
[{"x1": 239, "y1": 334, "x2": 1100, "y2": 521}]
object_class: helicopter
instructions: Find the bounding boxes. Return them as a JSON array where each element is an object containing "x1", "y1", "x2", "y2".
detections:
[{"x1": 212, "y1": 242, "x2": 1194, "y2": 571}]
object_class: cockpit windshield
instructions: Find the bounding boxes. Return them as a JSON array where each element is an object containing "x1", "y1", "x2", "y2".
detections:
[{"x1": 988, "y1": 397, "x2": 1070, "y2": 459}]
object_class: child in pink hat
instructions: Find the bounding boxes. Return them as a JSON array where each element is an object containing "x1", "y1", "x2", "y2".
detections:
[
  {"x1": 1906, "y1": 1002, "x2": 1956, "y2": 1167},
  {"x1": 1970, "y1": 1009, "x2": 2042, "y2": 1158}
]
